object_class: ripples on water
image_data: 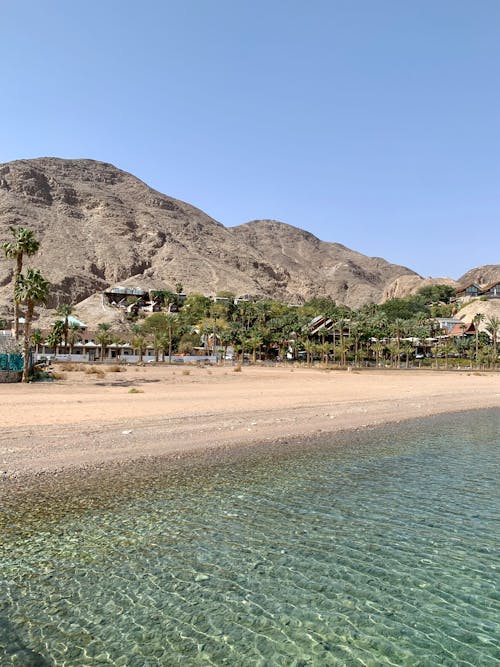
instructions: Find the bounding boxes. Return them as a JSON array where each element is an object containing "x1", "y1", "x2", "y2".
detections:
[{"x1": 0, "y1": 410, "x2": 499, "y2": 665}]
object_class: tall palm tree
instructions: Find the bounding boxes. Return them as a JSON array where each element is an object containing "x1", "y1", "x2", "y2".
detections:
[
  {"x1": 56, "y1": 304, "x2": 74, "y2": 350},
  {"x1": 472, "y1": 312, "x2": 485, "y2": 368},
  {"x1": 47, "y1": 320, "x2": 65, "y2": 357},
  {"x1": 130, "y1": 323, "x2": 147, "y2": 363},
  {"x1": 96, "y1": 322, "x2": 112, "y2": 361},
  {"x1": 67, "y1": 322, "x2": 81, "y2": 355},
  {"x1": 30, "y1": 328, "x2": 44, "y2": 356},
  {"x1": 486, "y1": 316, "x2": 499, "y2": 368},
  {"x1": 247, "y1": 332, "x2": 263, "y2": 364},
  {"x1": 14, "y1": 269, "x2": 50, "y2": 382},
  {"x1": 370, "y1": 340, "x2": 385, "y2": 367},
  {"x1": 131, "y1": 333, "x2": 147, "y2": 363},
  {"x1": 2, "y1": 226, "x2": 40, "y2": 340}
]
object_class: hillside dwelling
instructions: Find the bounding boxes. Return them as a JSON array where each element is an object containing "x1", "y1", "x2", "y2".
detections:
[
  {"x1": 103, "y1": 287, "x2": 164, "y2": 314},
  {"x1": 482, "y1": 282, "x2": 500, "y2": 298},
  {"x1": 455, "y1": 283, "x2": 481, "y2": 298},
  {"x1": 51, "y1": 315, "x2": 87, "y2": 331},
  {"x1": 448, "y1": 322, "x2": 476, "y2": 337},
  {"x1": 434, "y1": 317, "x2": 464, "y2": 334},
  {"x1": 309, "y1": 315, "x2": 334, "y2": 335},
  {"x1": 103, "y1": 286, "x2": 149, "y2": 308},
  {"x1": 234, "y1": 294, "x2": 258, "y2": 304}
]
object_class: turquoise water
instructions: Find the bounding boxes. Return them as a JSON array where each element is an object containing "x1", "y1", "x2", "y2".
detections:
[{"x1": 1, "y1": 410, "x2": 499, "y2": 666}]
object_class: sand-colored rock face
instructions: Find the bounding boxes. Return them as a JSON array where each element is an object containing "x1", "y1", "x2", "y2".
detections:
[
  {"x1": 456, "y1": 299, "x2": 500, "y2": 331},
  {"x1": 0, "y1": 158, "x2": 417, "y2": 313},
  {"x1": 381, "y1": 275, "x2": 459, "y2": 302}
]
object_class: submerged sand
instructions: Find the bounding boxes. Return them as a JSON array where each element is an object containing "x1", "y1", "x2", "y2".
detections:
[{"x1": 0, "y1": 364, "x2": 499, "y2": 480}]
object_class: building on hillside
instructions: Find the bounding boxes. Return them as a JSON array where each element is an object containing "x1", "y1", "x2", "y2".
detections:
[
  {"x1": 481, "y1": 282, "x2": 500, "y2": 298},
  {"x1": 455, "y1": 283, "x2": 481, "y2": 299},
  {"x1": 448, "y1": 322, "x2": 476, "y2": 337},
  {"x1": 434, "y1": 317, "x2": 464, "y2": 334}
]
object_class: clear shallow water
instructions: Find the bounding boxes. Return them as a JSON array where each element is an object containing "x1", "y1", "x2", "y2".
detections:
[{"x1": 1, "y1": 410, "x2": 499, "y2": 666}]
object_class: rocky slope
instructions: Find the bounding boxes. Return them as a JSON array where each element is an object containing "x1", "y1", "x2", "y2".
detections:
[
  {"x1": 0, "y1": 157, "x2": 497, "y2": 321},
  {"x1": 0, "y1": 158, "x2": 420, "y2": 315},
  {"x1": 458, "y1": 265, "x2": 500, "y2": 287}
]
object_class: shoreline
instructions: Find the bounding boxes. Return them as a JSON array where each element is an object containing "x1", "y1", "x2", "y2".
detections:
[{"x1": 1, "y1": 366, "x2": 499, "y2": 487}]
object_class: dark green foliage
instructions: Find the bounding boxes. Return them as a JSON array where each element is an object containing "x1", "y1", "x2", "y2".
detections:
[
  {"x1": 379, "y1": 284, "x2": 455, "y2": 322},
  {"x1": 379, "y1": 297, "x2": 428, "y2": 322},
  {"x1": 416, "y1": 284, "x2": 455, "y2": 304}
]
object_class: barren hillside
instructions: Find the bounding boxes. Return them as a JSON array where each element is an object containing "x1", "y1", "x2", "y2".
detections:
[
  {"x1": 0, "y1": 158, "x2": 421, "y2": 316},
  {"x1": 1, "y1": 157, "x2": 496, "y2": 323}
]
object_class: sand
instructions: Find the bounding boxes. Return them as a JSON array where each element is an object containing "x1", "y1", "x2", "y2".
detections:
[{"x1": 0, "y1": 364, "x2": 499, "y2": 480}]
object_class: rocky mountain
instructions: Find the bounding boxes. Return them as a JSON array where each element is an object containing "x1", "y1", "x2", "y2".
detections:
[
  {"x1": 0, "y1": 157, "x2": 495, "y2": 320},
  {"x1": 458, "y1": 265, "x2": 500, "y2": 287}
]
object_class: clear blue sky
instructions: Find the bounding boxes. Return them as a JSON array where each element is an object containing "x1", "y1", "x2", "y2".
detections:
[{"x1": 1, "y1": 1, "x2": 499, "y2": 279}]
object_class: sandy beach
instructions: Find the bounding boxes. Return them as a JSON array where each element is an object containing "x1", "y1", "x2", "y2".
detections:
[{"x1": 0, "y1": 364, "x2": 499, "y2": 480}]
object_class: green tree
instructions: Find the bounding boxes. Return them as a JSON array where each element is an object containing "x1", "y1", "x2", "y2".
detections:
[
  {"x1": 30, "y1": 328, "x2": 44, "y2": 355},
  {"x1": 143, "y1": 312, "x2": 179, "y2": 362},
  {"x1": 96, "y1": 322, "x2": 112, "y2": 361},
  {"x1": 67, "y1": 322, "x2": 81, "y2": 355},
  {"x1": 472, "y1": 312, "x2": 485, "y2": 367},
  {"x1": 130, "y1": 324, "x2": 148, "y2": 363},
  {"x1": 441, "y1": 341, "x2": 456, "y2": 369},
  {"x1": 56, "y1": 304, "x2": 74, "y2": 350},
  {"x1": 486, "y1": 316, "x2": 499, "y2": 368},
  {"x1": 47, "y1": 320, "x2": 65, "y2": 356},
  {"x1": 370, "y1": 340, "x2": 385, "y2": 367},
  {"x1": 181, "y1": 294, "x2": 211, "y2": 325},
  {"x1": 2, "y1": 226, "x2": 40, "y2": 340},
  {"x1": 14, "y1": 269, "x2": 50, "y2": 382}
]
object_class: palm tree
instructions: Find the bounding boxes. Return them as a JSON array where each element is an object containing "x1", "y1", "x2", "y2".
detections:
[
  {"x1": 441, "y1": 342, "x2": 456, "y2": 369},
  {"x1": 371, "y1": 340, "x2": 385, "y2": 367},
  {"x1": 2, "y1": 226, "x2": 40, "y2": 340},
  {"x1": 391, "y1": 318, "x2": 406, "y2": 368},
  {"x1": 96, "y1": 322, "x2": 112, "y2": 361},
  {"x1": 247, "y1": 332, "x2": 263, "y2": 363},
  {"x1": 47, "y1": 320, "x2": 65, "y2": 357},
  {"x1": 56, "y1": 304, "x2": 74, "y2": 350},
  {"x1": 164, "y1": 313, "x2": 179, "y2": 363},
  {"x1": 303, "y1": 338, "x2": 315, "y2": 365},
  {"x1": 486, "y1": 316, "x2": 499, "y2": 368},
  {"x1": 131, "y1": 334, "x2": 147, "y2": 363},
  {"x1": 30, "y1": 328, "x2": 44, "y2": 356},
  {"x1": 14, "y1": 269, "x2": 50, "y2": 382},
  {"x1": 472, "y1": 312, "x2": 485, "y2": 368},
  {"x1": 67, "y1": 322, "x2": 81, "y2": 355}
]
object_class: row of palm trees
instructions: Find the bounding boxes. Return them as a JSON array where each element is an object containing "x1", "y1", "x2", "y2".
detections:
[
  {"x1": 1, "y1": 227, "x2": 50, "y2": 382},
  {"x1": 2, "y1": 226, "x2": 499, "y2": 380},
  {"x1": 37, "y1": 296, "x2": 499, "y2": 370}
]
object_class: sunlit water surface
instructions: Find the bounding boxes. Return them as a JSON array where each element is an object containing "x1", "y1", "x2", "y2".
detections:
[{"x1": 1, "y1": 409, "x2": 499, "y2": 666}]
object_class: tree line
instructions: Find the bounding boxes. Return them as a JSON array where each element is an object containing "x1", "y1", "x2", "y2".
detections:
[{"x1": 2, "y1": 226, "x2": 499, "y2": 381}]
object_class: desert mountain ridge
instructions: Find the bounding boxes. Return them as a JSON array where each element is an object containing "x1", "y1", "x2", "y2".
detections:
[{"x1": 0, "y1": 157, "x2": 498, "y2": 319}]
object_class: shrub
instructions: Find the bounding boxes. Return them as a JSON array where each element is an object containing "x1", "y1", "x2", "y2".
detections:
[
  {"x1": 85, "y1": 366, "x2": 105, "y2": 378},
  {"x1": 106, "y1": 364, "x2": 122, "y2": 373}
]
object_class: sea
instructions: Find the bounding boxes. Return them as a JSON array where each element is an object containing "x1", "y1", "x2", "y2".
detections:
[{"x1": 0, "y1": 409, "x2": 498, "y2": 666}]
